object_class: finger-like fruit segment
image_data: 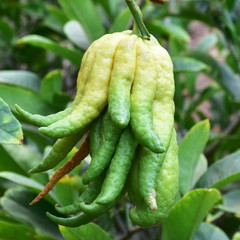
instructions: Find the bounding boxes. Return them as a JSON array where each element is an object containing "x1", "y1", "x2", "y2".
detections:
[
  {"x1": 39, "y1": 32, "x2": 127, "y2": 138},
  {"x1": 95, "y1": 127, "x2": 137, "y2": 205},
  {"x1": 108, "y1": 35, "x2": 137, "y2": 128},
  {"x1": 29, "y1": 132, "x2": 83, "y2": 173},
  {"x1": 129, "y1": 130, "x2": 179, "y2": 226},
  {"x1": 130, "y1": 38, "x2": 165, "y2": 153}
]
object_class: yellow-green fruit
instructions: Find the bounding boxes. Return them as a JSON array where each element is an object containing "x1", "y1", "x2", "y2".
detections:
[
  {"x1": 128, "y1": 130, "x2": 179, "y2": 226},
  {"x1": 39, "y1": 32, "x2": 129, "y2": 138},
  {"x1": 137, "y1": 35, "x2": 176, "y2": 209}
]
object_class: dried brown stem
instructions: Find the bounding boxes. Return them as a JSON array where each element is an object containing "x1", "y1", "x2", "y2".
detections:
[{"x1": 30, "y1": 133, "x2": 90, "y2": 205}]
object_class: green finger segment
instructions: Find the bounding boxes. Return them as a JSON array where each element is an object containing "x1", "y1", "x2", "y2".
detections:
[
  {"x1": 47, "y1": 185, "x2": 125, "y2": 227},
  {"x1": 138, "y1": 101, "x2": 175, "y2": 209},
  {"x1": 108, "y1": 35, "x2": 137, "y2": 128},
  {"x1": 46, "y1": 211, "x2": 95, "y2": 227},
  {"x1": 78, "y1": 188, "x2": 125, "y2": 214},
  {"x1": 89, "y1": 112, "x2": 104, "y2": 157},
  {"x1": 138, "y1": 147, "x2": 165, "y2": 210},
  {"x1": 96, "y1": 127, "x2": 138, "y2": 205},
  {"x1": 78, "y1": 201, "x2": 102, "y2": 214},
  {"x1": 55, "y1": 173, "x2": 105, "y2": 215},
  {"x1": 14, "y1": 39, "x2": 101, "y2": 127},
  {"x1": 129, "y1": 130, "x2": 179, "y2": 226},
  {"x1": 39, "y1": 32, "x2": 127, "y2": 138},
  {"x1": 82, "y1": 111, "x2": 122, "y2": 184},
  {"x1": 136, "y1": 37, "x2": 176, "y2": 208},
  {"x1": 47, "y1": 200, "x2": 113, "y2": 227},
  {"x1": 29, "y1": 132, "x2": 83, "y2": 173},
  {"x1": 130, "y1": 38, "x2": 165, "y2": 153},
  {"x1": 15, "y1": 104, "x2": 73, "y2": 127},
  {"x1": 75, "y1": 35, "x2": 109, "y2": 100}
]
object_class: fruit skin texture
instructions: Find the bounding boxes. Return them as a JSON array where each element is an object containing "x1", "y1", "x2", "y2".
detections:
[
  {"x1": 137, "y1": 35, "x2": 176, "y2": 210},
  {"x1": 89, "y1": 113, "x2": 104, "y2": 157},
  {"x1": 95, "y1": 127, "x2": 138, "y2": 205},
  {"x1": 14, "y1": 36, "x2": 104, "y2": 127},
  {"x1": 108, "y1": 35, "x2": 137, "y2": 128},
  {"x1": 47, "y1": 190, "x2": 124, "y2": 228},
  {"x1": 82, "y1": 111, "x2": 122, "y2": 184},
  {"x1": 130, "y1": 37, "x2": 165, "y2": 154},
  {"x1": 55, "y1": 173, "x2": 105, "y2": 216},
  {"x1": 39, "y1": 32, "x2": 128, "y2": 138},
  {"x1": 128, "y1": 130, "x2": 179, "y2": 227}
]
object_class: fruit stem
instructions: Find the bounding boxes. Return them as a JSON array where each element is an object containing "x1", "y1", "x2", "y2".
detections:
[{"x1": 125, "y1": 0, "x2": 150, "y2": 40}]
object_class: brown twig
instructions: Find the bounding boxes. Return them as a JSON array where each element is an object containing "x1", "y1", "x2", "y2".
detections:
[{"x1": 30, "y1": 133, "x2": 90, "y2": 205}]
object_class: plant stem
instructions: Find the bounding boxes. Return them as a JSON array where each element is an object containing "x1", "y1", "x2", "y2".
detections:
[{"x1": 125, "y1": 0, "x2": 150, "y2": 39}]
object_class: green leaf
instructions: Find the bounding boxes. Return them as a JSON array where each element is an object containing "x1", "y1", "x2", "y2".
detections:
[
  {"x1": 0, "y1": 145, "x2": 27, "y2": 175},
  {"x1": 0, "y1": 220, "x2": 54, "y2": 240},
  {"x1": 145, "y1": 20, "x2": 190, "y2": 42},
  {"x1": 231, "y1": 0, "x2": 240, "y2": 22},
  {"x1": 172, "y1": 57, "x2": 209, "y2": 73},
  {"x1": 95, "y1": 0, "x2": 123, "y2": 19},
  {"x1": 0, "y1": 188, "x2": 63, "y2": 239},
  {"x1": 0, "y1": 70, "x2": 41, "y2": 91},
  {"x1": 191, "y1": 154, "x2": 208, "y2": 189},
  {"x1": 196, "y1": 151, "x2": 240, "y2": 189},
  {"x1": 173, "y1": 6, "x2": 213, "y2": 26},
  {"x1": 64, "y1": 20, "x2": 90, "y2": 49},
  {"x1": 193, "y1": 222, "x2": 229, "y2": 240},
  {"x1": 0, "y1": 19, "x2": 15, "y2": 45},
  {"x1": 0, "y1": 210, "x2": 19, "y2": 224},
  {"x1": 17, "y1": 35, "x2": 82, "y2": 66},
  {"x1": 54, "y1": 183, "x2": 79, "y2": 207},
  {"x1": 162, "y1": 189, "x2": 222, "y2": 240},
  {"x1": 109, "y1": 8, "x2": 131, "y2": 33},
  {"x1": 1, "y1": 143, "x2": 42, "y2": 171},
  {"x1": 43, "y1": 5, "x2": 69, "y2": 33},
  {"x1": 188, "y1": 51, "x2": 240, "y2": 101},
  {"x1": 0, "y1": 172, "x2": 56, "y2": 202},
  {"x1": 218, "y1": 189, "x2": 240, "y2": 214},
  {"x1": 215, "y1": 62, "x2": 240, "y2": 102},
  {"x1": 58, "y1": 0, "x2": 105, "y2": 42},
  {"x1": 58, "y1": 175, "x2": 86, "y2": 192},
  {"x1": 40, "y1": 70, "x2": 62, "y2": 103},
  {"x1": 0, "y1": 98, "x2": 23, "y2": 144},
  {"x1": 1, "y1": 143, "x2": 48, "y2": 183},
  {"x1": 0, "y1": 83, "x2": 53, "y2": 115},
  {"x1": 179, "y1": 120, "x2": 210, "y2": 195},
  {"x1": 59, "y1": 223, "x2": 112, "y2": 240},
  {"x1": 0, "y1": 168, "x2": 72, "y2": 207},
  {"x1": 196, "y1": 33, "x2": 218, "y2": 52},
  {"x1": 21, "y1": 124, "x2": 52, "y2": 153},
  {"x1": 169, "y1": 37, "x2": 186, "y2": 57}
]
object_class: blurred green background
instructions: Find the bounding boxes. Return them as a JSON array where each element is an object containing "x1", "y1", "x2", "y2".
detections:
[{"x1": 0, "y1": 0, "x2": 240, "y2": 239}]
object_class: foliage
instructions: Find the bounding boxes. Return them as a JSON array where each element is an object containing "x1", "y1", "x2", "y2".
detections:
[{"x1": 0, "y1": 0, "x2": 240, "y2": 239}]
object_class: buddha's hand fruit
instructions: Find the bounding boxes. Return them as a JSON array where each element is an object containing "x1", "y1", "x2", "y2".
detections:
[{"x1": 16, "y1": 30, "x2": 178, "y2": 228}]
